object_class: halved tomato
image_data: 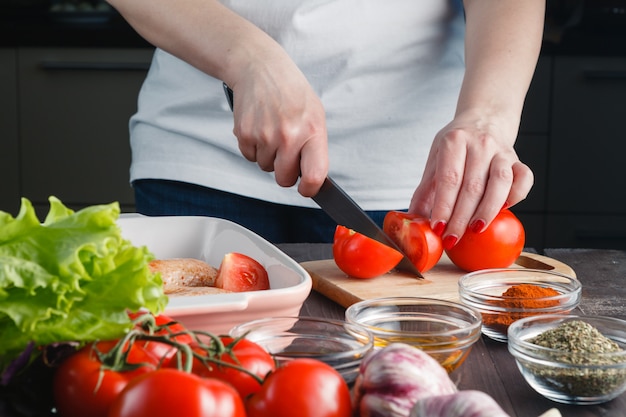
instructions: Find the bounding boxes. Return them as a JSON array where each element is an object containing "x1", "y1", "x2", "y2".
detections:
[
  {"x1": 215, "y1": 253, "x2": 270, "y2": 292},
  {"x1": 332, "y1": 225, "x2": 403, "y2": 279},
  {"x1": 382, "y1": 211, "x2": 443, "y2": 273}
]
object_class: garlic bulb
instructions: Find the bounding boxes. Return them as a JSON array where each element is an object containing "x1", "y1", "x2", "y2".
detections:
[
  {"x1": 410, "y1": 390, "x2": 511, "y2": 417},
  {"x1": 352, "y1": 343, "x2": 457, "y2": 417}
]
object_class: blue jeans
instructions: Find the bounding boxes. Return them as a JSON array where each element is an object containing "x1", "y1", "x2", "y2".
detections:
[{"x1": 133, "y1": 179, "x2": 389, "y2": 244}]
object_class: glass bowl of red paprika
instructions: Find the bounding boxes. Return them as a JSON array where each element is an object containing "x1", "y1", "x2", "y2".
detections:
[
  {"x1": 345, "y1": 297, "x2": 482, "y2": 373},
  {"x1": 458, "y1": 268, "x2": 582, "y2": 342}
]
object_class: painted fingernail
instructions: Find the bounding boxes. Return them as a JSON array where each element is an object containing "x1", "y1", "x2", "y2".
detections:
[
  {"x1": 470, "y1": 219, "x2": 486, "y2": 234},
  {"x1": 433, "y1": 221, "x2": 446, "y2": 236},
  {"x1": 443, "y1": 234, "x2": 458, "y2": 250},
  {"x1": 502, "y1": 201, "x2": 510, "y2": 210}
]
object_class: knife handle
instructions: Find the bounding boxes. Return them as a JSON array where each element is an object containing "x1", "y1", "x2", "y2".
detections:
[{"x1": 223, "y1": 83, "x2": 234, "y2": 111}]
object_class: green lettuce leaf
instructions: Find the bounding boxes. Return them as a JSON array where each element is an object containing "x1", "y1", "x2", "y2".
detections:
[{"x1": 0, "y1": 197, "x2": 167, "y2": 371}]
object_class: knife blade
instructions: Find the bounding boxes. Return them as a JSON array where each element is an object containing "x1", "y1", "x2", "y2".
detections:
[
  {"x1": 222, "y1": 83, "x2": 422, "y2": 277},
  {"x1": 312, "y1": 177, "x2": 423, "y2": 278}
]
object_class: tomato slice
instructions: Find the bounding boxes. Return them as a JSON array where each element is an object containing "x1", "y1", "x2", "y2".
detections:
[
  {"x1": 215, "y1": 253, "x2": 270, "y2": 292},
  {"x1": 445, "y1": 209, "x2": 525, "y2": 272},
  {"x1": 332, "y1": 225, "x2": 403, "y2": 279},
  {"x1": 382, "y1": 211, "x2": 443, "y2": 273}
]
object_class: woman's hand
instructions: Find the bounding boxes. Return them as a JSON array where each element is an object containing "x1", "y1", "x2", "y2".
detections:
[
  {"x1": 412, "y1": 0, "x2": 544, "y2": 248},
  {"x1": 228, "y1": 68, "x2": 328, "y2": 198},
  {"x1": 409, "y1": 112, "x2": 534, "y2": 249},
  {"x1": 106, "y1": 0, "x2": 329, "y2": 197}
]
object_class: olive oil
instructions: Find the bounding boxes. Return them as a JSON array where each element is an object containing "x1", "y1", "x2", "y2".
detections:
[{"x1": 372, "y1": 336, "x2": 466, "y2": 373}]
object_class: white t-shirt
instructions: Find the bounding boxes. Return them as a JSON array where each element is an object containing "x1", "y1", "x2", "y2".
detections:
[{"x1": 129, "y1": 0, "x2": 466, "y2": 210}]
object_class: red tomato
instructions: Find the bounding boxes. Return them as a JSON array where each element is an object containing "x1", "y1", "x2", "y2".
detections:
[
  {"x1": 108, "y1": 368, "x2": 246, "y2": 417},
  {"x1": 129, "y1": 312, "x2": 194, "y2": 366},
  {"x1": 332, "y1": 225, "x2": 403, "y2": 279},
  {"x1": 53, "y1": 340, "x2": 159, "y2": 417},
  {"x1": 215, "y1": 252, "x2": 270, "y2": 292},
  {"x1": 191, "y1": 336, "x2": 275, "y2": 400},
  {"x1": 382, "y1": 211, "x2": 443, "y2": 273},
  {"x1": 445, "y1": 209, "x2": 525, "y2": 272},
  {"x1": 246, "y1": 358, "x2": 352, "y2": 417}
]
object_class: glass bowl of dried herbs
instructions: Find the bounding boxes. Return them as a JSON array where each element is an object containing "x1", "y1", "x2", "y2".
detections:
[
  {"x1": 458, "y1": 268, "x2": 581, "y2": 342},
  {"x1": 508, "y1": 314, "x2": 626, "y2": 405}
]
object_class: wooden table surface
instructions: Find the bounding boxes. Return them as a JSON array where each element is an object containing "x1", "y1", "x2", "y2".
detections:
[{"x1": 278, "y1": 244, "x2": 626, "y2": 417}]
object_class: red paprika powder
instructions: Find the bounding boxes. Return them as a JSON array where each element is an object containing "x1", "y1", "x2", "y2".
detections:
[{"x1": 483, "y1": 284, "x2": 561, "y2": 329}]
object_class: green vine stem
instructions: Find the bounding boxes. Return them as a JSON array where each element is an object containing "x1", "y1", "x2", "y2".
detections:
[{"x1": 91, "y1": 314, "x2": 265, "y2": 385}]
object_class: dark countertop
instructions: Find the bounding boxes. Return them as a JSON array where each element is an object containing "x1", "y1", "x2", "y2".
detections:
[
  {"x1": 283, "y1": 244, "x2": 626, "y2": 417},
  {"x1": 1, "y1": 246, "x2": 624, "y2": 417}
]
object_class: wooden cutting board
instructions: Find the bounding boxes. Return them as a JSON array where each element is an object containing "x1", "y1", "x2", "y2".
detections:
[{"x1": 301, "y1": 252, "x2": 576, "y2": 308}]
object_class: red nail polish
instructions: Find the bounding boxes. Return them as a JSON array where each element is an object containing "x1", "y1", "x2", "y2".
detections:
[
  {"x1": 443, "y1": 235, "x2": 458, "y2": 250},
  {"x1": 502, "y1": 201, "x2": 510, "y2": 210},
  {"x1": 470, "y1": 219, "x2": 485, "y2": 234},
  {"x1": 433, "y1": 221, "x2": 446, "y2": 236}
]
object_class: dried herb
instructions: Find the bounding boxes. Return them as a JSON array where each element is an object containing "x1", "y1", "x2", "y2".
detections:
[{"x1": 524, "y1": 320, "x2": 626, "y2": 397}]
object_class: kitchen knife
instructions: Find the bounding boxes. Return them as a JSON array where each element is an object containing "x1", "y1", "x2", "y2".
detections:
[
  {"x1": 223, "y1": 83, "x2": 422, "y2": 277},
  {"x1": 312, "y1": 177, "x2": 423, "y2": 277}
]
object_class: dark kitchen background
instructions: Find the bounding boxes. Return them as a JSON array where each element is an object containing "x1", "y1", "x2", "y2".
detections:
[{"x1": 1, "y1": 0, "x2": 625, "y2": 251}]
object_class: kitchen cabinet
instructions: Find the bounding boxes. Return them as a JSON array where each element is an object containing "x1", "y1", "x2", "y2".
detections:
[
  {"x1": 16, "y1": 47, "x2": 153, "y2": 217},
  {"x1": 545, "y1": 55, "x2": 626, "y2": 249},
  {"x1": 512, "y1": 54, "x2": 626, "y2": 251},
  {"x1": 0, "y1": 49, "x2": 20, "y2": 216},
  {"x1": 511, "y1": 56, "x2": 552, "y2": 250}
]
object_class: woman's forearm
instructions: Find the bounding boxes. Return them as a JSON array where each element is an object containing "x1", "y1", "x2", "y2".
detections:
[
  {"x1": 106, "y1": 0, "x2": 295, "y2": 88},
  {"x1": 458, "y1": 0, "x2": 545, "y2": 136}
]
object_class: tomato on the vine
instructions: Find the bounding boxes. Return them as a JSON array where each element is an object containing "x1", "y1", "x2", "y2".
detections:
[
  {"x1": 129, "y1": 312, "x2": 194, "y2": 367},
  {"x1": 246, "y1": 358, "x2": 352, "y2": 417},
  {"x1": 190, "y1": 336, "x2": 275, "y2": 400},
  {"x1": 445, "y1": 209, "x2": 525, "y2": 272},
  {"x1": 383, "y1": 211, "x2": 443, "y2": 273},
  {"x1": 108, "y1": 368, "x2": 246, "y2": 417},
  {"x1": 333, "y1": 225, "x2": 403, "y2": 278},
  {"x1": 53, "y1": 340, "x2": 159, "y2": 417}
]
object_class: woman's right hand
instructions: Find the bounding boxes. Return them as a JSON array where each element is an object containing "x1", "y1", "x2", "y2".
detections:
[
  {"x1": 228, "y1": 65, "x2": 329, "y2": 198},
  {"x1": 106, "y1": 0, "x2": 329, "y2": 197}
]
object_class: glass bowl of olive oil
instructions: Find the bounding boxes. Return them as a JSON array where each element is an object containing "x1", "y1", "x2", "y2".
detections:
[
  {"x1": 229, "y1": 316, "x2": 373, "y2": 384},
  {"x1": 345, "y1": 297, "x2": 482, "y2": 373},
  {"x1": 508, "y1": 314, "x2": 626, "y2": 405}
]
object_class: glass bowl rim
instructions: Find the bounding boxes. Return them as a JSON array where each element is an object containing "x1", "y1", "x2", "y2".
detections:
[
  {"x1": 345, "y1": 296, "x2": 482, "y2": 342},
  {"x1": 229, "y1": 315, "x2": 375, "y2": 360},
  {"x1": 458, "y1": 268, "x2": 581, "y2": 310}
]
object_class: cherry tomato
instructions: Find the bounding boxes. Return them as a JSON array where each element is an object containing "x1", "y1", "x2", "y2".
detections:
[
  {"x1": 246, "y1": 358, "x2": 352, "y2": 417},
  {"x1": 215, "y1": 253, "x2": 270, "y2": 292},
  {"x1": 191, "y1": 336, "x2": 275, "y2": 400},
  {"x1": 383, "y1": 211, "x2": 443, "y2": 273},
  {"x1": 53, "y1": 340, "x2": 159, "y2": 417},
  {"x1": 108, "y1": 368, "x2": 246, "y2": 417},
  {"x1": 332, "y1": 225, "x2": 403, "y2": 278},
  {"x1": 129, "y1": 312, "x2": 194, "y2": 367},
  {"x1": 445, "y1": 209, "x2": 525, "y2": 272}
]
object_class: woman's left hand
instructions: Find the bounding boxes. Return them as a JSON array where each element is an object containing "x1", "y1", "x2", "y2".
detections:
[{"x1": 408, "y1": 111, "x2": 534, "y2": 250}]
